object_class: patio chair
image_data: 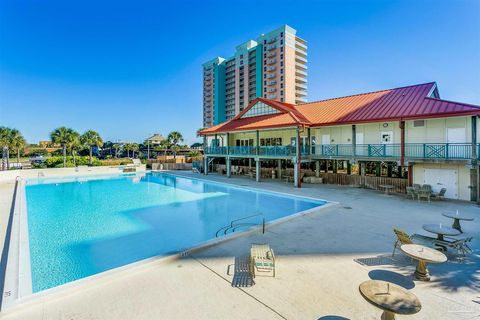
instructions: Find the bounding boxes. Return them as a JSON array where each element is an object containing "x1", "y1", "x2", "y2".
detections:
[
  {"x1": 421, "y1": 184, "x2": 432, "y2": 192},
  {"x1": 417, "y1": 190, "x2": 432, "y2": 202},
  {"x1": 250, "y1": 244, "x2": 275, "y2": 277},
  {"x1": 431, "y1": 188, "x2": 446, "y2": 200},
  {"x1": 392, "y1": 228, "x2": 436, "y2": 257},
  {"x1": 413, "y1": 184, "x2": 421, "y2": 191},
  {"x1": 406, "y1": 187, "x2": 417, "y2": 200},
  {"x1": 438, "y1": 237, "x2": 473, "y2": 256}
]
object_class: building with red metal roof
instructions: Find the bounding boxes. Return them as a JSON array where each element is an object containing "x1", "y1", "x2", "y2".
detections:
[{"x1": 199, "y1": 82, "x2": 480, "y2": 202}]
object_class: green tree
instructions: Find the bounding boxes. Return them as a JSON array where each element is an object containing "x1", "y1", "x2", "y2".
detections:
[
  {"x1": 112, "y1": 143, "x2": 122, "y2": 158},
  {"x1": 130, "y1": 143, "x2": 139, "y2": 158},
  {"x1": 67, "y1": 131, "x2": 81, "y2": 166},
  {"x1": 81, "y1": 130, "x2": 103, "y2": 165},
  {"x1": 50, "y1": 127, "x2": 77, "y2": 167},
  {"x1": 10, "y1": 129, "x2": 26, "y2": 167},
  {"x1": 0, "y1": 127, "x2": 11, "y2": 170},
  {"x1": 167, "y1": 131, "x2": 183, "y2": 159}
]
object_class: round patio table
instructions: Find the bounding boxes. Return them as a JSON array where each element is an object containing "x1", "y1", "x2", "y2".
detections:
[
  {"x1": 401, "y1": 244, "x2": 447, "y2": 281},
  {"x1": 422, "y1": 223, "x2": 460, "y2": 241},
  {"x1": 442, "y1": 211, "x2": 474, "y2": 233},
  {"x1": 359, "y1": 280, "x2": 421, "y2": 320}
]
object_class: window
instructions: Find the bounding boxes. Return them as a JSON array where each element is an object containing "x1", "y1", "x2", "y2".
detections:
[
  {"x1": 281, "y1": 83, "x2": 283, "y2": 88},
  {"x1": 264, "y1": 53, "x2": 266, "y2": 58},
  {"x1": 281, "y1": 76, "x2": 284, "y2": 81},
  {"x1": 280, "y1": 90, "x2": 283, "y2": 96},
  {"x1": 264, "y1": 88, "x2": 266, "y2": 92},
  {"x1": 241, "y1": 101, "x2": 280, "y2": 118},
  {"x1": 264, "y1": 80, "x2": 266, "y2": 85},
  {"x1": 264, "y1": 66, "x2": 266, "y2": 71},
  {"x1": 280, "y1": 61, "x2": 283, "y2": 67},
  {"x1": 281, "y1": 47, "x2": 283, "y2": 52},
  {"x1": 280, "y1": 69, "x2": 284, "y2": 74},
  {"x1": 413, "y1": 120, "x2": 425, "y2": 128},
  {"x1": 281, "y1": 98, "x2": 284, "y2": 102},
  {"x1": 280, "y1": 40, "x2": 283, "y2": 45},
  {"x1": 264, "y1": 40, "x2": 267, "y2": 44},
  {"x1": 280, "y1": 32, "x2": 283, "y2": 37},
  {"x1": 281, "y1": 54, "x2": 284, "y2": 59},
  {"x1": 240, "y1": 54, "x2": 243, "y2": 59},
  {"x1": 264, "y1": 74, "x2": 266, "y2": 78}
]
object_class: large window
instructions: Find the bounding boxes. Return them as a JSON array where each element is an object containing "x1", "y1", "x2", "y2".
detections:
[
  {"x1": 236, "y1": 139, "x2": 254, "y2": 146},
  {"x1": 260, "y1": 138, "x2": 282, "y2": 146},
  {"x1": 241, "y1": 101, "x2": 280, "y2": 118}
]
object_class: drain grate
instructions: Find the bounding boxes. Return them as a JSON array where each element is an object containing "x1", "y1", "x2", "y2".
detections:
[{"x1": 343, "y1": 206, "x2": 352, "y2": 209}]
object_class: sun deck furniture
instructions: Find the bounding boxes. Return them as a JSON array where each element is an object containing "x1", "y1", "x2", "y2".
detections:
[
  {"x1": 359, "y1": 280, "x2": 421, "y2": 320},
  {"x1": 400, "y1": 244, "x2": 447, "y2": 281},
  {"x1": 431, "y1": 188, "x2": 446, "y2": 201},
  {"x1": 392, "y1": 228, "x2": 436, "y2": 257},
  {"x1": 379, "y1": 184, "x2": 394, "y2": 195},
  {"x1": 284, "y1": 172, "x2": 305, "y2": 183},
  {"x1": 250, "y1": 244, "x2": 275, "y2": 277},
  {"x1": 406, "y1": 187, "x2": 417, "y2": 200},
  {"x1": 433, "y1": 237, "x2": 473, "y2": 256},
  {"x1": 422, "y1": 224, "x2": 460, "y2": 241},
  {"x1": 442, "y1": 211, "x2": 474, "y2": 233}
]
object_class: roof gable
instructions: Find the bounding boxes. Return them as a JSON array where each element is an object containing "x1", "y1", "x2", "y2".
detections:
[{"x1": 239, "y1": 101, "x2": 281, "y2": 119}]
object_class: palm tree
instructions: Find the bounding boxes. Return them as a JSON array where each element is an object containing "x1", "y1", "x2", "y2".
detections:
[
  {"x1": 167, "y1": 131, "x2": 183, "y2": 159},
  {"x1": 67, "y1": 131, "x2": 81, "y2": 166},
  {"x1": 0, "y1": 127, "x2": 11, "y2": 170},
  {"x1": 113, "y1": 143, "x2": 121, "y2": 158},
  {"x1": 124, "y1": 143, "x2": 131, "y2": 158},
  {"x1": 10, "y1": 129, "x2": 26, "y2": 167},
  {"x1": 130, "y1": 143, "x2": 139, "y2": 158},
  {"x1": 81, "y1": 130, "x2": 103, "y2": 165},
  {"x1": 50, "y1": 127, "x2": 76, "y2": 167}
]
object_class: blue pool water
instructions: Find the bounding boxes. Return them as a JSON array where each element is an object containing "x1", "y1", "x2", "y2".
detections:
[{"x1": 25, "y1": 172, "x2": 326, "y2": 292}]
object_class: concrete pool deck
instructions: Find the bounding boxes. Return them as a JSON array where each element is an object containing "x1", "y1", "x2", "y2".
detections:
[{"x1": 0, "y1": 170, "x2": 479, "y2": 319}]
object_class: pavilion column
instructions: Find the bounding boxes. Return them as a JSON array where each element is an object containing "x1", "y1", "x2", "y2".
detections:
[
  {"x1": 256, "y1": 159, "x2": 261, "y2": 182},
  {"x1": 277, "y1": 159, "x2": 282, "y2": 179},
  {"x1": 295, "y1": 127, "x2": 302, "y2": 188},
  {"x1": 347, "y1": 161, "x2": 352, "y2": 175},
  {"x1": 315, "y1": 160, "x2": 320, "y2": 177},
  {"x1": 333, "y1": 160, "x2": 338, "y2": 174},
  {"x1": 375, "y1": 162, "x2": 381, "y2": 177},
  {"x1": 203, "y1": 136, "x2": 208, "y2": 175},
  {"x1": 470, "y1": 116, "x2": 478, "y2": 202},
  {"x1": 226, "y1": 157, "x2": 231, "y2": 178},
  {"x1": 400, "y1": 120, "x2": 405, "y2": 169},
  {"x1": 248, "y1": 158, "x2": 252, "y2": 171},
  {"x1": 352, "y1": 125, "x2": 357, "y2": 158}
]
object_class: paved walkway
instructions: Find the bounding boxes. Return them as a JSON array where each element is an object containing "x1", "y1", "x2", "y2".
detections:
[{"x1": 1, "y1": 171, "x2": 479, "y2": 319}]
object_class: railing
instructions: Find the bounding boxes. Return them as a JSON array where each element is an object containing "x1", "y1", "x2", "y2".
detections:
[
  {"x1": 206, "y1": 145, "x2": 309, "y2": 157},
  {"x1": 311, "y1": 143, "x2": 474, "y2": 160}
]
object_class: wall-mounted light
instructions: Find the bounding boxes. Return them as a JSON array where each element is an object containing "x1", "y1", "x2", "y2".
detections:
[{"x1": 383, "y1": 123, "x2": 389, "y2": 128}]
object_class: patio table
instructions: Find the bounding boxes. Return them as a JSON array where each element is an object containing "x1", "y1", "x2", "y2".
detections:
[
  {"x1": 442, "y1": 211, "x2": 474, "y2": 233},
  {"x1": 422, "y1": 223, "x2": 460, "y2": 241},
  {"x1": 359, "y1": 280, "x2": 421, "y2": 320},
  {"x1": 379, "y1": 185, "x2": 394, "y2": 195},
  {"x1": 401, "y1": 244, "x2": 447, "y2": 281}
]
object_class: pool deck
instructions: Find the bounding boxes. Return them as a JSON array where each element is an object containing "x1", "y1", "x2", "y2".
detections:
[{"x1": 0, "y1": 170, "x2": 479, "y2": 319}]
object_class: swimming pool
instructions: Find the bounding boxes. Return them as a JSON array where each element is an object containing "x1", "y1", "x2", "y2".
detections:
[{"x1": 22, "y1": 172, "x2": 327, "y2": 293}]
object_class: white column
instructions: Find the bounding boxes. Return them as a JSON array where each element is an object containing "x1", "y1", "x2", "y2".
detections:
[
  {"x1": 204, "y1": 156, "x2": 208, "y2": 175},
  {"x1": 315, "y1": 160, "x2": 320, "y2": 177},
  {"x1": 226, "y1": 157, "x2": 231, "y2": 178},
  {"x1": 256, "y1": 159, "x2": 261, "y2": 182}
]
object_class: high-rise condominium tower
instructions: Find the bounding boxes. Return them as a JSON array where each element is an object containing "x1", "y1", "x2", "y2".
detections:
[{"x1": 202, "y1": 25, "x2": 307, "y2": 127}]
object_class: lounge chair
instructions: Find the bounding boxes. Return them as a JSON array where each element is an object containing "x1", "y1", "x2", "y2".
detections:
[
  {"x1": 435, "y1": 237, "x2": 473, "y2": 256},
  {"x1": 431, "y1": 188, "x2": 446, "y2": 200},
  {"x1": 250, "y1": 244, "x2": 275, "y2": 277},
  {"x1": 406, "y1": 187, "x2": 417, "y2": 200},
  {"x1": 392, "y1": 228, "x2": 436, "y2": 257}
]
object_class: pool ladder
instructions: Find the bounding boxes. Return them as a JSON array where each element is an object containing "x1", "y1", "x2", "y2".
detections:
[{"x1": 215, "y1": 213, "x2": 265, "y2": 238}]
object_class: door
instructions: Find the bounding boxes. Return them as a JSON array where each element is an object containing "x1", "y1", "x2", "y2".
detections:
[
  {"x1": 356, "y1": 132, "x2": 364, "y2": 156},
  {"x1": 447, "y1": 128, "x2": 467, "y2": 159},
  {"x1": 423, "y1": 168, "x2": 458, "y2": 199},
  {"x1": 321, "y1": 134, "x2": 331, "y2": 156}
]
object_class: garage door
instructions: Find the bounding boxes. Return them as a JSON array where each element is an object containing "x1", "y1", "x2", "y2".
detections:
[{"x1": 423, "y1": 169, "x2": 458, "y2": 199}]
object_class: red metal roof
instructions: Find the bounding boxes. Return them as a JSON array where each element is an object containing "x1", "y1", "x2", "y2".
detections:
[{"x1": 200, "y1": 82, "x2": 480, "y2": 134}]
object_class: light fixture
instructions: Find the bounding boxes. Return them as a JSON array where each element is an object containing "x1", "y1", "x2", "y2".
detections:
[{"x1": 383, "y1": 123, "x2": 389, "y2": 128}]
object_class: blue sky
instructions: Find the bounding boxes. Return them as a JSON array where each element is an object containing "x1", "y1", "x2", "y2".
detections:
[{"x1": 1, "y1": 0, "x2": 479, "y2": 145}]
